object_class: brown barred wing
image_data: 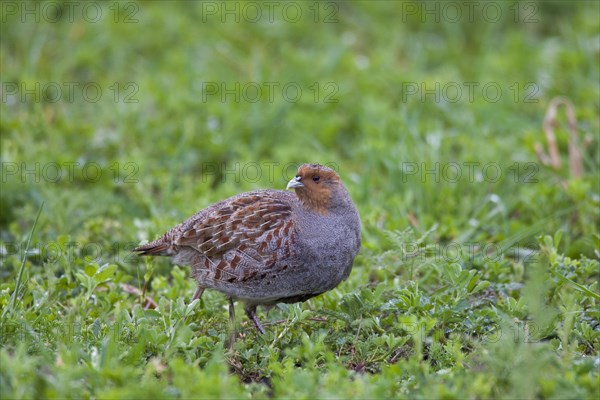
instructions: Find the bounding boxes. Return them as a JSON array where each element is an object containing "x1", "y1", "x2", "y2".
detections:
[{"x1": 174, "y1": 193, "x2": 297, "y2": 284}]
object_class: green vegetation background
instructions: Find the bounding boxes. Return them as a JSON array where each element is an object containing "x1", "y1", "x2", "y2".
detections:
[{"x1": 1, "y1": 1, "x2": 599, "y2": 398}]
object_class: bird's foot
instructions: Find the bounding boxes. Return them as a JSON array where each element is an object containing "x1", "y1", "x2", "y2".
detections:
[{"x1": 245, "y1": 305, "x2": 266, "y2": 335}]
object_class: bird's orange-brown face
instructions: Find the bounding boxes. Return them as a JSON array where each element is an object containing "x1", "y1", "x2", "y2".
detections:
[{"x1": 287, "y1": 164, "x2": 341, "y2": 213}]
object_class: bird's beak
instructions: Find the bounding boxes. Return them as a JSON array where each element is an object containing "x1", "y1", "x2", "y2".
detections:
[{"x1": 286, "y1": 176, "x2": 304, "y2": 190}]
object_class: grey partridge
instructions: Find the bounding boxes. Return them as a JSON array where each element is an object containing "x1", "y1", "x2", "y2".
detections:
[{"x1": 134, "y1": 163, "x2": 361, "y2": 333}]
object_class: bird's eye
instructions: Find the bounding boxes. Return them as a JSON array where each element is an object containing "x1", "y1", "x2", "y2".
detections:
[{"x1": 312, "y1": 175, "x2": 321, "y2": 182}]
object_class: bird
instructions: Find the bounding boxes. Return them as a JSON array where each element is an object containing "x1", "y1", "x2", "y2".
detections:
[{"x1": 134, "y1": 163, "x2": 361, "y2": 334}]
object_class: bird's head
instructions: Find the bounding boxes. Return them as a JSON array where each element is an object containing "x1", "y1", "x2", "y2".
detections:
[{"x1": 286, "y1": 164, "x2": 344, "y2": 213}]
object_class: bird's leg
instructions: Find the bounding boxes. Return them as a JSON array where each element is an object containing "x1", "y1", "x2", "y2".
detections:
[
  {"x1": 228, "y1": 297, "x2": 235, "y2": 323},
  {"x1": 185, "y1": 286, "x2": 205, "y2": 323},
  {"x1": 245, "y1": 305, "x2": 266, "y2": 335},
  {"x1": 227, "y1": 297, "x2": 237, "y2": 348},
  {"x1": 191, "y1": 286, "x2": 205, "y2": 301}
]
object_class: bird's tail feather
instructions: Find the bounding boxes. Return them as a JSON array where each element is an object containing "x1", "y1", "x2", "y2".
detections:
[{"x1": 134, "y1": 240, "x2": 170, "y2": 256}]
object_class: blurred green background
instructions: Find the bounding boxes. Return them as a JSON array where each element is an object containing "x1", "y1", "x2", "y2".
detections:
[{"x1": 1, "y1": 1, "x2": 599, "y2": 399}]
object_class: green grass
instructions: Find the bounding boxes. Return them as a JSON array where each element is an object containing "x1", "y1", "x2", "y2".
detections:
[{"x1": 1, "y1": 1, "x2": 599, "y2": 398}]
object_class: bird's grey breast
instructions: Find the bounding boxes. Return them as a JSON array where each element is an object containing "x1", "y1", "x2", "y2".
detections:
[{"x1": 295, "y1": 208, "x2": 361, "y2": 284}]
